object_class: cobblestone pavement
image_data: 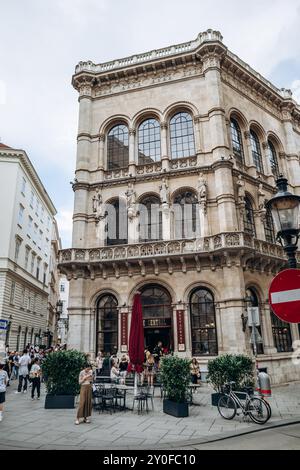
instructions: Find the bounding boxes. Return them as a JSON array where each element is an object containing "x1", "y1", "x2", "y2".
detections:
[{"x1": 1, "y1": 381, "x2": 300, "y2": 450}]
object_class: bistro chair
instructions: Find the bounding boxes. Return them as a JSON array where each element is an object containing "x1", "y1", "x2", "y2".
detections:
[
  {"x1": 92, "y1": 384, "x2": 105, "y2": 412},
  {"x1": 115, "y1": 388, "x2": 127, "y2": 410},
  {"x1": 101, "y1": 387, "x2": 117, "y2": 414},
  {"x1": 132, "y1": 386, "x2": 149, "y2": 414}
]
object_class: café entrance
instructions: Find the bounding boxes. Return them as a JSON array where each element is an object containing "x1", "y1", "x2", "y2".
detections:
[{"x1": 140, "y1": 284, "x2": 173, "y2": 353}]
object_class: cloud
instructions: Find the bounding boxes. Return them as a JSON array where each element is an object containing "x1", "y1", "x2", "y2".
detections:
[{"x1": 56, "y1": 208, "x2": 73, "y2": 248}]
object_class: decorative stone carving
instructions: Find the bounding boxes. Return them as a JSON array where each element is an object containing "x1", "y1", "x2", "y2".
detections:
[
  {"x1": 258, "y1": 183, "x2": 266, "y2": 213},
  {"x1": 159, "y1": 177, "x2": 170, "y2": 204},
  {"x1": 237, "y1": 175, "x2": 245, "y2": 204},
  {"x1": 125, "y1": 182, "x2": 137, "y2": 220},
  {"x1": 197, "y1": 173, "x2": 207, "y2": 214}
]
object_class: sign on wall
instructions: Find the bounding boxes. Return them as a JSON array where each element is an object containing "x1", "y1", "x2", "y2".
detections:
[
  {"x1": 176, "y1": 310, "x2": 186, "y2": 351},
  {"x1": 121, "y1": 312, "x2": 128, "y2": 352}
]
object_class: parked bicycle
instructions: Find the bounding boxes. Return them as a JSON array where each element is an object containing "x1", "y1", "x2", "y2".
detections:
[{"x1": 217, "y1": 382, "x2": 271, "y2": 424}]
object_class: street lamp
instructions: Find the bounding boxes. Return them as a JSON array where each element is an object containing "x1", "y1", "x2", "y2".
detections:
[{"x1": 266, "y1": 175, "x2": 300, "y2": 268}]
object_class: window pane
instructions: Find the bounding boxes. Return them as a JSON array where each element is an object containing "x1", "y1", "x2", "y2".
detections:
[
  {"x1": 170, "y1": 112, "x2": 195, "y2": 159},
  {"x1": 190, "y1": 288, "x2": 218, "y2": 355},
  {"x1": 107, "y1": 124, "x2": 129, "y2": 169},
  {"x1": 138, "y1": 119, "x2": 161, "y2": 164},
  {"x1": 250, "y1": 131, "x2": 264, "y2": 173}
]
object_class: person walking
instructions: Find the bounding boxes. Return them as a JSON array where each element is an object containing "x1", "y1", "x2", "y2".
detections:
[
  {"x1": 145, "y1": 353, "x2": 155, "y2": 388},
  {"x1": 119, "y1": 355, "x2": 128, "y2": 384},
  {"x1": 15, "y1": 349, "x2": 31, "y2": 394},
  {"x1": 95, "y1": 351, "x2": 104, "y2": 376},
  {"x1": 0, "y1": 363, "x2": 8, "y2": 422},
  {"x1": 190, "y1": 357, "x2": 200, "y2": 385},
  {"x1": 30, "y1": 358, "x2": 41, "y2": 400},
  {"x1": 75, "y1": 365, "x2": 93, "y2": 425}
]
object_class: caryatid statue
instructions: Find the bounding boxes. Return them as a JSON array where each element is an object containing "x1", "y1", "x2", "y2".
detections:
[
  {"x1": 258, "y1": 183, "x2": 266, "y2": 211},
  {"x1": 125, "y1": 182, "x2": 137, "y2": 220},
  {"x1": 92, "y1": 188, "x2": 106, "y2": 223},
  {"x1": 197, "y1": 173, "x2": 207, "y2": 213},
  {"x1": 159, "y1": 177, "x2": 170, "y2": 205},
  {"x1": 237, "y1": 175, "x2": 246, "y2": 204}
]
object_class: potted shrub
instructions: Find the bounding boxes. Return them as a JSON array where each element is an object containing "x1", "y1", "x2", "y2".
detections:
[
  {"x1": 160, "y1": 355, "x2": 191, "y2": 418},
  {"x1": 207, "y1": 354, "x2": 254, "y2": 406},
  {"x1": 43, "y1": 350, "x2": 87, "y2": 409}
]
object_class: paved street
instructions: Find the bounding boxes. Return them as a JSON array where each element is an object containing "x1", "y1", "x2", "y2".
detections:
[{"x1": 1, "y1": 381, "x2": 300, "y2": 450}]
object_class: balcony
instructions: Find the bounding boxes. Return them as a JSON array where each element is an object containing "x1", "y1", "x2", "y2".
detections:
[{"x1": 58, "y1": 232, "x2": 292, "y2": 281}]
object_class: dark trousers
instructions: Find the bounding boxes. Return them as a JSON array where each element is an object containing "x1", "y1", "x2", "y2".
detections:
[
  {"x1": 31, "y1": 377, "x2": 41, "y2": 398},
  {"x1": 18, "y1": 374, "x2": 28, "y2": 392}
]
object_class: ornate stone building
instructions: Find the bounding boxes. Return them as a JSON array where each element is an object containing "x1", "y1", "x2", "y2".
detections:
[{"x1": 59, "y1": 30, "x2": 300, "y2": 384}]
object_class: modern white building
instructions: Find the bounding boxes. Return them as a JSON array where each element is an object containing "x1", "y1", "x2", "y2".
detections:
[{"x1": 0, "y1": 143, "x2": 58, "y2": 350}]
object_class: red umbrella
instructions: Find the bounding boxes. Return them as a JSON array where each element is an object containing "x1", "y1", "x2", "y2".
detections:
[{"x1": 128, "y1": 292, "x2": 144, "y2": 374}]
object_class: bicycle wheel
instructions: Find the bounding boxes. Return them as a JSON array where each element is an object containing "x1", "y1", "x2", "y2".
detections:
[
  {"x1": 247, "y1": 397, "x2": 270, "y2": 424},
  {"x1": 217, "y1": 394, "x2": 237, "y2": 420}
]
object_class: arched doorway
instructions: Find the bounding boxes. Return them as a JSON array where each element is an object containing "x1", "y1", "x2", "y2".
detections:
[
  {"x1": 140, "y1": 284, "x2": 173, "y2": 353},
  {"x1": 96, "y1": 294, "x2": 118, "y2": 354},
  {"x1": 246, "y1": 288, "x2": 264, "y2": 355},
  {"x1": 189, "y1": 287, "x2": 218, "y2": 356}
]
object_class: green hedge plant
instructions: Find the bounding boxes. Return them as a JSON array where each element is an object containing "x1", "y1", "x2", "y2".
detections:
[
  {"x1": 160, "y1": 355, "x2": 191, "y2": 403},
  {"x1": 42, "y1": 350, "x2": 87, "y2": 396},
  {"x1": 207, "y1": 354, "x2": 254, "y2": 392}
]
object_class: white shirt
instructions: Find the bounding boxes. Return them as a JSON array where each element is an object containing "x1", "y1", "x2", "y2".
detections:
[
  {"x1": 18, "y1": 354, "x2": 31, "y2": 376},
  {"x1": 0, "y1": 370, "x2": 8, "y2": 392}
]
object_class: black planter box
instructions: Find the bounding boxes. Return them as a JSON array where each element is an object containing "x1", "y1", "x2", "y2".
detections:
[
  {"x1": 211, "y1": 390, "x2": 250, "y2": 407},
  {"x1": 45, "y1": 394, "x2": 75, "y2": 409},
  {"x1": 163, "y1": 399, "x2": 189, "y2": 418}
]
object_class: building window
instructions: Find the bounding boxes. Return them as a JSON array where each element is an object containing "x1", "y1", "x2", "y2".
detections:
[
  {"x1": 18, "y1": 205, "x2": 24, "y2": 226},
  {"x1": 190, "y1": 288, "x2": 218, "y2": 356},
  {"x1": 41, "y1": 207, "x2": 44, "y2": 223},
  {"x1": 38, "y1": 230, "x2": 43, "y2": 249},
  {"x1": 139, "y1": 195, "x2": 162, "y2": 242},
  {"x1": 15, "y1": 238, "x2": 21, "y2": 262},
  {"x1": 96, "y1": 294, "x2": 118, "y2": 355},
  {"x1": 33, "y1": 223, "x2": 38, "y2": 244},
  {"x1": 173, "y1": 191, "x2": 199, "y2": 239},
  {"x1": 264, "y1": 208, "x2": 276, "y2": 243},
  {"x1": 27, "y1": 216, "x2": 33, "y2": 237},
  {"x1": 230, "y1": 118, "x2": 244, "y2": 164},
  {"x1": 243, "y1": 197, "x2": 256, "y2": 236},
  {"x1": 36, "y1": 258, "x2": 41, "y2": 280},
  {"x1": 60, "y1": 283, "x2": 65, "y2": 293},
  {"x1": 250, "y1": 130, "x2": 264, "y2": 173},
  {"x1": 138, "y1": 118, "x2": 161, "y2": 164},
  {"x1": 10, "y1": 281, "x2": 16, "y2": 305},
  {"x1": 35, "y1": 199, "x2": 40, "y2": 217},
  {"x1": 246, "y1": 288, "x2": 264, "y2": 354},
  {"x1": 30, "y1": 253, "x2": 35, "y2": 274},
  {"x1": 30, "y1": 190, "x2": 34, "y2": 207},
  {"x1": 106, "y1": 198, "x2": 128, "y2": 245},
  {"x1": 268, "y1": 140, "x2": 280, "y2": 178},
  {"x1": 170, "y1": 112, "x2": 195, "y2": 159},
  {"x1": 21, "y1": 177, "x2": 26, "y2": 195},
  {"x1": 271, "y1": 312, "x2": 292, "y2": 352},
  {"x1": 20, "y1": 286, "x2": 25, "y2": 309},
  {"x1": 24, "y1": 246, "x2": 30, "y2": 270},
  {"x1": 107, "y1": 124, "x2": 129, "y2": 169}
]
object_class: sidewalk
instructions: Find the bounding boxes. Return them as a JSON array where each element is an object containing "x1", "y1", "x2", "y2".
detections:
[{"x1": 1, "y1": 381, "x2": 300, "y2": 450}]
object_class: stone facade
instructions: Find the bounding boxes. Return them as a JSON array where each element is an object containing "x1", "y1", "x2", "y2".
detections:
[{"x1": 59, "y1": 30, "x2": 300, "y2": 384}]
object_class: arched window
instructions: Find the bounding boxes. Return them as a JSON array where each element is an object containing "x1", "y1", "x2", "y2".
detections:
[
  {"x1": 170, "y1": 112, "x2": 195, "y2": 159},
  {"x1": 107, "y1": 124, "x2": 129, "y2": 169},
  {"x1": 96, "y1": 294, "x2": 118, "y2": 355},
  {"x1": 106, "y1": 198, "x2": 128, "y2": 245},
  {"x1": 230, "y1": 118, "x2": 244, "y2": 164},
  {"x1": 140, "y1": 284, "x2": 173, "y2": 351},
  {"x1": 267, "y1": 140, "x2": 280, "y2": 178},
  {"x1": 190, "y1": 288, "x2": 218, "y2": 356},
  {"x1": 246, "y1": 288, "x2": 264, "y2": 354},
  {"x1": 250, "y1": 130, "x2": 264, "y2": 173},
  {"x1": 173, "y1": 191, "x2": 200, "y2": 239},
  {"x1": 139, "y1": 195, "x2": 162, "y2": 242},
  {"x1": 244, "y1": 197, "x2": 256, "y2": 236},
  {"x1": 138, "y1": 119, "x2": 161, "y2": 164},
  {"x1": 271, "y1": 312, "x2": 292, "y2": 352},
  {"x1": 264, "y1": 208, "x2": 276, "y2": 243}
]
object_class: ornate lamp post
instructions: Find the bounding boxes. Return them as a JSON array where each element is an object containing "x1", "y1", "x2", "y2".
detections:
[{"x1": 266, "y1": 176, "x2": 300, "y2": 268}]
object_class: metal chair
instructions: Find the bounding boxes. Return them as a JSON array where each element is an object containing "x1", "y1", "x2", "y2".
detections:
[
  {"x1": 132, "y1": 387, "x2": 149, "y2": 414},
  {"x1": 115, "y1": 388, "x2": 127, "y2": 410},
  {"x1": 101, "y1": 387, "x2": 117, "y2": 414}
]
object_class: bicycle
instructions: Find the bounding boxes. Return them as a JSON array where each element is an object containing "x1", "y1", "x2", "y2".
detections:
[{"x1": 217, "y1": 381, "x2": 271, "y2": 425}]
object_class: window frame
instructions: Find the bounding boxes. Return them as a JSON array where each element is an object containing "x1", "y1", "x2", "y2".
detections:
[
  {"x1": 230, "y1": 118, "x2": 244, "y2": 165},
  {"x1": 169, "y1": 112, "x2": 196, "y2": 159},
  {"x1": 138, "y1": 118, "x2": 161, "y2": 164},
  {"x1": 107, "y1": 124, "x2": 129, "y2": 170},
  {"x1": 250, "y1": 130, "x2": 264, "y2": 173},
  {"x1": 189, "y1": 287, "x2": 218, "y2": 356}
]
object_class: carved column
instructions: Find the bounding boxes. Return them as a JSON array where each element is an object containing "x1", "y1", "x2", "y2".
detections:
[
  {"x1": 161, "y1": 203, "x2": 171, "y2": 240},
  {"x1": 193, "y1": 116, "x2": 202, "y2": 157},
  {"x1": 129, "y1": 128, "x2": 136, "y2": 176},
  {"x1": 72, "y1": 186, "x2": 88, "y2": 248},
  {"x1": 160, "y1": 122, "x2": 169, "y2": 171},
  {"x1": 97, "y1": 134, "x2": 105, "y2": 181},
  {"x1": 213, "y1": 160, "x2": 238, "y2": 232},
  {"x1": 76, "y1": 83, "x2": 93, "y2": 171}
]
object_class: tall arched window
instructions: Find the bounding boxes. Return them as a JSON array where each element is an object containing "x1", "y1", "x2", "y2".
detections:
[
  {"x1": 250, "y1": 130, "x2": 264, "y2": 173},
  {"x1": 246, "y1": 288, "x2": 264, "y2": 354},
  {"x1": 106, "y1": 198, "x2": 128, "y2": 245},
  {"x1": 170, "y1": 112, "x2": 195, "y2": 159},
  {"x1": 244, "y1": 197, "x2": 256, "y2": 236},
  {"x1": 271, "y1": 312, "x2": 292, "y2": 352},
  {"x1": 139, "y1": 195, "x2": 162, "y2": 242},
  {"x1": 96, "y1": 294, "x2": 118, "y2": 355},
  {"x1": 190, "y1": 288, "x2": 218, "y2": 356},
  {"x1": 173, "y1": 191, "x2": 200, "y2": 239},
  {"x1": 267, "y1": 140, "x2": 280, "y2": 178},
  {"x1": 107, "y1": 124, "x2": 129, "y2": 169},
  {"x1": 138, "y1": 119, "x2": 161, "y2": 164},
  {"x1": 230, "y1": 118, "x2": 244, "y2": 164},
  {"x1": 264, "y1": 208, "x2": 276, "y2": 243}
]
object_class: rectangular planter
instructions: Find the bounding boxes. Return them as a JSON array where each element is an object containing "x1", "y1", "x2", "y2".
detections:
[
  {"x1": 163, "y1": 399, "x2": 189, "y2": 418},
  {"x1": 45, "y1": 394, "x2": 75, "y2": 409}
]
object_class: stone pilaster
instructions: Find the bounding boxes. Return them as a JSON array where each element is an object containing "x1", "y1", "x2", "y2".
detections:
[
  {"x1": 129, "y1": 128, "x2": 136, "y2": 176},
  {"x1": 160, "y1": 122, "x2": 170, "y2": 171},
  {"x1": 212, "y1": 160, "x2": 237, "y2": 232}
]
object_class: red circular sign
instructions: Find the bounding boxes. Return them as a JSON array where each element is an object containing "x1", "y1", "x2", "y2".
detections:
[{"x1": 269, "y1": 269, "x2": 300, "y2": 323}]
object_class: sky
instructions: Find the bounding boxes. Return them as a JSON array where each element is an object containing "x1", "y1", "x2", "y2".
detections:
[{"x1": 0, "y1": 0, "x2": 300, "y2": 248}]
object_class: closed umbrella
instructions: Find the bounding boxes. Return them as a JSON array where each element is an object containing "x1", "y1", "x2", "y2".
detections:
[{"x1": 127, "y1": 292, "x2": 144, "y2": 394}]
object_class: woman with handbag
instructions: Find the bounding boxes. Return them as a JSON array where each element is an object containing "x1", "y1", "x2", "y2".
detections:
[{"x1": 75, "y1": 364, "x2": 93, "y2": 425}]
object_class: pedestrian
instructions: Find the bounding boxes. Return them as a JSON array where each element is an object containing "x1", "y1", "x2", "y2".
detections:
[
  {"x1": 110, "y1": 360, "x2": 120, "y2": 383},
  {"x1": 153, "y1": 341, "x2": 163, "y2": 370},
  {"x1": 15, "y1": 349, "x2": 31, "y2": 394},
  {"x1": 119, "y1": 355, "x2": 128, "y2": 383},
  {"x1": 190, "y1": 357, "x2": 200, "y2": 384},
  {"x1": 0, "y1": 362, "x2": 8, "y2": 422},
  {"x1": 75, "y1": 364, "x2": 93, "y2": 425},
  {"x1": 30, "y1": 358, "x2": 41, "y2": 400},
  {"x1": 96, "y1": 351, "x2": 104, "y2": 376},
  {"x1": 145, "y1": 353, "x2": 155, "y2": 388}
]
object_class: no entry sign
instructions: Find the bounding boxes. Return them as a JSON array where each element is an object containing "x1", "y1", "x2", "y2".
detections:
[{"x1": 269, "y1": 269, "x2": 300, "y2": 323}]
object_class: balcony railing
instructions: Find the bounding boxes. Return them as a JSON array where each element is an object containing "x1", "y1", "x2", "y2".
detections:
[{"x1": 58, "y1": 232, "x2": 287, "y2": 265}]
